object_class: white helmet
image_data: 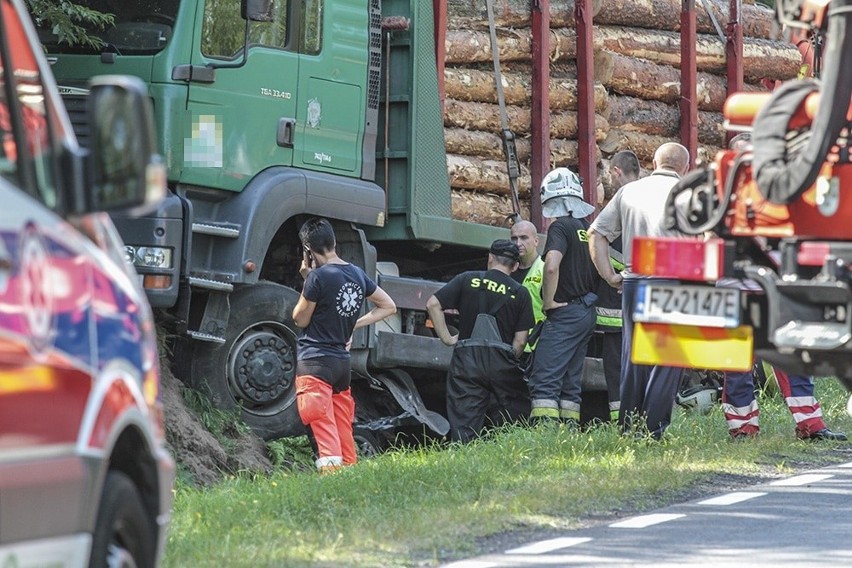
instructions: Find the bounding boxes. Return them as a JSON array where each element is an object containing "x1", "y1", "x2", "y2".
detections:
[
  {"x1": 540, "y1": 167, "x2": 595, "y2": 219},
  {"x1": 676, "y1": 385, "x2": 721, "y2": 415}
]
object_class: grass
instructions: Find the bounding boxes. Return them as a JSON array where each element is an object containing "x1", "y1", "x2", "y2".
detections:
[{"x1": 163, "y1": 378, "x2": 852, "y2": 567}]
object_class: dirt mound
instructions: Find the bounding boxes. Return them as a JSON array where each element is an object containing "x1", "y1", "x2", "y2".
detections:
[{"x1": 160, "y1": 360, "x2": 273, "y2": 486}]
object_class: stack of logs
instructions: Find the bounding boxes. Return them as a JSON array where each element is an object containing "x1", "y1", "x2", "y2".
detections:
[{"x1": 444, "y1": 0, "x2": 803, "y2": 226}]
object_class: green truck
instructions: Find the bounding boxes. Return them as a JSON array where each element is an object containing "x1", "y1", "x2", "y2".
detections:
[{"x1": 37, "y1": 0, "x2": 606, "y2": 445}]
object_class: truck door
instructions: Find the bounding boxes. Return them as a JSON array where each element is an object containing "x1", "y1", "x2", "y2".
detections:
[
  {"x1": 294, "y1": 0, "x2": 369, "y2": 175},
  {"x1": 184, "y1": 0, "x2": 298, "y2": 192}
]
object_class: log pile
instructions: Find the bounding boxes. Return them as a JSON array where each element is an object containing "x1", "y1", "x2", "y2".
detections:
[{"x1": 443, "y1": 0, "x2": 801, "y2": 225}]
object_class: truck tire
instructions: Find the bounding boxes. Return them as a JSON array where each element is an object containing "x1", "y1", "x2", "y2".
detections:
[
  {"x1": 189, "y1": 281, "x2": 305, "y2": 440},
  {"x1": 89, "y1": 471, "x2": 154, "y2": 568}
]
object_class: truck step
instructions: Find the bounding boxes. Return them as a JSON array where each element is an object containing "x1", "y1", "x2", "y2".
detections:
[
  {"x1": 186, "y1": 330, "x2": 226, "y2": 344},
  {"x1": 188, "y1": 276, "x2": 234, "y2": 292},
  {"x1": 192, "y1": 222, "x2": 240, "y2": 238}
]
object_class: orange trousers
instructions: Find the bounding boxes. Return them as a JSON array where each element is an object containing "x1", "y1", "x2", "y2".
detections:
[{"x1": 295, "y1": 375, "x2": 357, "y2": 470}]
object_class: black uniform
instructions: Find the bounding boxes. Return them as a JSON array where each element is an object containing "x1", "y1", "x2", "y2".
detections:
[
  {"x1": 527, "y1": 216, "x2": 601, "y2": 422},
  {"x1": 434, "y1": 269, "x2": 534, "y2": 442}
]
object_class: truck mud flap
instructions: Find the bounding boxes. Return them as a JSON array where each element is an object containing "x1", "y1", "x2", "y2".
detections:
[{"x1": 370, "y1": 369, "x2": 450, "y2": 437}]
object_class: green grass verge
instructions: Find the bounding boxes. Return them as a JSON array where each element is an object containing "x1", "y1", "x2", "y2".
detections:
[{"x1": 164, "y1": 379, "x2": 852, "y2": 567}]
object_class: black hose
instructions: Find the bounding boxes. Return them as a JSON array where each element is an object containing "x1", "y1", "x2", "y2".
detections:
[{"x1": 751, "y1": 0, "x2": 852, "y2": 204}]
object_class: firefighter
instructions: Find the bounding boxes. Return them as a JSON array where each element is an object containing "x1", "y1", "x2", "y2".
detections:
[
  {"x1": 426, "y1": 240, "x2": 534, "y2": 443},
  {"x1": 510, "y1": 219, "x2": 545, "y2": 365},
  {"x1": 292, "y1": 217, "x2": 396, "y2": 473},
  {"x1": 526, "y1": 168, "x2": 601, "y2": 425},
  {"x1": 724, "y1": 362, "x2": 847, "y2": 441},
  {"x1": 595, "y1": 150, "x2": 641, "y2": 422}
]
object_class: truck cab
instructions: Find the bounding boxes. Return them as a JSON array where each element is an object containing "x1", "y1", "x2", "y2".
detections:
[{"x1": 0, "y1": 0, "x2": 174, "y2": 564}]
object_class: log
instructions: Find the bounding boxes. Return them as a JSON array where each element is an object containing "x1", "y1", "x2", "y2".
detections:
[
  {"x1": 601, "y1": 52, "x2": 765, "y2": 112},
  {"x1": 599, "y1": 128, "x2": 719, "y2": 165},
  {"x1": 607, "y1": 95, "x2": 725, "y2": 147},
  {"x1": 593, "y1": 25, "x2": 802, "y2": 82},
  {"x1": 446, "y1": 0, "x2": 601, "y2": 29},
  {"x1": 445, "y1": 27, "x2": 581, "y2": 64},
  {"x1": 443, "y1": 99, "x2": 611, "y2": 141},
  {"x1": 595, "y1": 0, "x2": 776, "y2": 39},
  {"x1": 444, "y1": 129, "x2": 603, "y2": 165},
  {"x1": 447, "y1": 154, "x2": 532, "y2": 196},
  {"x1": 451, "y1": 189, "x2": 531, "y2": 227},
  {"x1": 444, "y1": 67, "x2": 610, "y2": 113},
  {"x1": 446, "y1": 26, "x2": 800, "y2": 83}
]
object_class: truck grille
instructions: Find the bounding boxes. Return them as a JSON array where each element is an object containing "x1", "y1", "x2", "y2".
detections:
[{"x1": 61, "y1": 94, "x2": 91, "y2": 148}]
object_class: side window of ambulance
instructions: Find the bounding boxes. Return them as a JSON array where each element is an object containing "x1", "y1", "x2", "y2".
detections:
[
  {"x1": 0, "y1": 66, "x2": 18, "y2": 184},
  {"x1": 1, "y1": 0, "x2": 59, "y2": 207}
]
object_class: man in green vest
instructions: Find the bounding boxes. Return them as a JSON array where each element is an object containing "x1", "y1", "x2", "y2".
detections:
[{"x1": 510, "y1": 220, "x2": 545, "y2": 367}]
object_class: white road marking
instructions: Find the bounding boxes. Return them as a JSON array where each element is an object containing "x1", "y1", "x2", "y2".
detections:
[
  {"x1": 442, "y1": 561, "x2": 501, "y2": 568},
  {"x1": 506, "y1": 537, "x2": 592, "y2": 554},
  {"x1": 697, "y1": 491, "x2": 767, "y2": 505},
  {"x1": 609, "y1": 513, "x2": 685, "y2": 528},
  {"x1": 770, "y1": 474, "x2": 833, "y2": 486},
  {"x1": 837, "y1": 462, "x2": 852, "y2": 468}
]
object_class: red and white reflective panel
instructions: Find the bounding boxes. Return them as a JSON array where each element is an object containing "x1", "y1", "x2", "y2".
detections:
[{"x1": 633, "y1": 237, "x2": 724, "y2": 281}]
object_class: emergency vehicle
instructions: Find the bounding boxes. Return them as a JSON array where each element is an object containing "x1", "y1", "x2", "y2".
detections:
[{"x1": 0, "y1": 0, "x2": 174, "y2": 565}]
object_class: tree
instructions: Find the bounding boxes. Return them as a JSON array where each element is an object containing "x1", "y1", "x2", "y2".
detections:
[{"x1": 24, "y1": 0, "x2": 113, "y2": 50}]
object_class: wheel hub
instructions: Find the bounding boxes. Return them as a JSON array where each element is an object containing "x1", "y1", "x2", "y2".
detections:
[{"x1": 230, "y1": 328, "x2": 295, "y2": 405}]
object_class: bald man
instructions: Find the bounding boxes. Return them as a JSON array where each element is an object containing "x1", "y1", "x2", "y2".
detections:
[
  {"x1": 510, "y1": 220, "x2": 546, "y2": 333},
  {"x1": 588, "y1": 143, "x2": 691, "y2": 439}
]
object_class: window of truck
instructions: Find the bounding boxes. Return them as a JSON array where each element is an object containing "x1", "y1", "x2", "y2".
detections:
[
  {"x1": 33, "y1": 0, "x2": 179, "y2": 55},
  {"x1": 201, "y1": 0, "x2": 290, "y2": 59}
]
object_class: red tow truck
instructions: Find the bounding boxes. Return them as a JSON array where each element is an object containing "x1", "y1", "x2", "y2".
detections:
[{"x1": 0, "y1": 0, "x2": 174, "y2": 565}]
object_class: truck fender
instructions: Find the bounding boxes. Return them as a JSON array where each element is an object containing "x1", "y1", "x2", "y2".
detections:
[
  {"x1": 186, "y1": 167, "x2": 384, "y2": 282},
  {"x1": 364, "y1": 368, "x2": 450, "y2": 437}
]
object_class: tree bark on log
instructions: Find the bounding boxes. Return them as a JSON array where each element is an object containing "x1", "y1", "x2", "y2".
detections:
[
  {"x1": 447, "y1": 154, "x2": 532, "y2": 196},
  {"x1": 444, "y1": 129, "x2": 602, "y2": 167},
  {"x1": 446, "y1": 0, "x2": 602, "y2": 29},
  {"x1": 607, "y1": 95, "x2": 725, "y2": 147},
  {"x1": 445, "y1": 26, "x2": 799, "y2": 83},
  {"x1": 443, "y1": 100, "x2": 610, "y2": 141},
  {"x1": 451, "y1": 189, "x2": 531, "y2": 226},
  {"x1": 595, "y1": 0, "x2": 776, "y2": 39},
  {"x1": 600, "y1": 52, "x2": 765, "y2": 112},
  {"x1": 445, "y1": 27, "x2": 582, "y2": 64},
  {"x1": 600, "y1": 128, "x2": 720, "y2": 165},
  {"x1": 444, "y1": 67, "x2": 610, "y2": 113},
  {"x1": 593, "y1": 25, "x2": 802, "y2": 82}
]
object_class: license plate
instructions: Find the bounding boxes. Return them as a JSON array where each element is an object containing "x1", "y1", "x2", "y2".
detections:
[{"x1": 635, "y1": 283, "x2": 740, "y2": 328}]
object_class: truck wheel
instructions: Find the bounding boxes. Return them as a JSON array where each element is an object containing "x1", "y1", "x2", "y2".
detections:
[
  {"x1": 353, "y1": 426, "x2": 388, "y2": 458},
  {"x1": 190, "y1": 281, "x2": 304, "y2": 440},
  {"x1": 89, "y1": 471, "x2": 154, "y2": 568}
]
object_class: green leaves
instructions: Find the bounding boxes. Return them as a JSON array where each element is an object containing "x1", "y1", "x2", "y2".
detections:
[{"x1": 25, "y1": 0, "x2": 114, "y2": 49}]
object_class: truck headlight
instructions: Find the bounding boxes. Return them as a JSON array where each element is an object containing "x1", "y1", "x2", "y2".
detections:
[{"x1": 125, "y1": 245, "x2": 173, "y2": 269}]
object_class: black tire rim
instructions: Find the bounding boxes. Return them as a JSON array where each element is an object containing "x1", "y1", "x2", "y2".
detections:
[{"x1": 227, "y1": 320, "x2": 297, "y2": 415}]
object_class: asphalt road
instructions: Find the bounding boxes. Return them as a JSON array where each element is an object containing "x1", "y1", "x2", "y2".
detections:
[{"x1": 443, "y1": 460, "x2": 852, "y2": 567}]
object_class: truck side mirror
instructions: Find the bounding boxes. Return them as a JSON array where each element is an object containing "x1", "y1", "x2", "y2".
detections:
[
  {"x1": 241, "y1": 0, "x2": 274, "y2": 22},
  {"x1": 86, "y1": 75, "x2": 166, "y2": 213}
]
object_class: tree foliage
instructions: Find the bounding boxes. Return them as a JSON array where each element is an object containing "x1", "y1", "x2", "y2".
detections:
[{"x1": 24, "y1": 0, "x2": 114, "y2": 49}]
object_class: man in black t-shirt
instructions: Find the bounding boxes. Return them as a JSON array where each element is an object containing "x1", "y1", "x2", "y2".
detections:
[
  {"x1": 292, "y1": 218, "x2": 396, "y2": 473},
  {"x1": 527, "y1": 168, "x2": 602, "y2": 425},
  {"x1": 426, "y1": 239, "x2": 534, "y2": 442}
]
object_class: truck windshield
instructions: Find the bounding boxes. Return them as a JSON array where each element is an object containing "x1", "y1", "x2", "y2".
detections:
[{"x1": 34, "y1": 1, "x2": 180, "y2": 55}]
